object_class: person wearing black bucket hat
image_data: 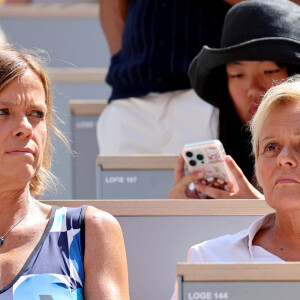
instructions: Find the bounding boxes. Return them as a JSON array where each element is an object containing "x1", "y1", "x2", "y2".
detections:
[
  {"x1": 189, "y1": 0, "x2": 300, "y2": 102},
  {"x1": 169, "y1": 0, "x2": 300, "y2": 200}
]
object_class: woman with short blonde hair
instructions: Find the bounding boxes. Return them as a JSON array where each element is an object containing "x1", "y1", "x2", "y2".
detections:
[{"x1": 171, "y1": 75, "x2": 300, "y2": 299}]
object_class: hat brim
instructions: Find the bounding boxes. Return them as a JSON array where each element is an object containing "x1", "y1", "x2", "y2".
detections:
[{"x1": 189, "y1": 38, "x2": 300, "y2": 104}]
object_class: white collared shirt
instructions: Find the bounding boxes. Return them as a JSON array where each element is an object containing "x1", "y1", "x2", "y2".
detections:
[
  {"x1": 170, "y1": 213, "x2": 283, "y2": 300},
  {"x1": 187, "y1": 213, "x2": 283, "y2": 263}
]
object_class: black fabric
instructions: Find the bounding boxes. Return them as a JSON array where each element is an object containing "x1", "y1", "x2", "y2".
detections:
[
  {"x1": 212, "y1": 80, "x2": 254, "y2": 182},
  {"x1": 80, "y1": 205, "x2": 88, "y2": 258},
  {"x1": 107, "y1": 0, "x2": 230, "y2": 101}
]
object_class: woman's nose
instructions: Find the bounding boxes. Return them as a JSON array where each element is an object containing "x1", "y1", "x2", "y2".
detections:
[
  {"x1": 277, "y1": 146, "x2": 297, "y2": 168},
  {"x1": 13, "y1": 116, "x2": 33, "y2": 138},
  {"x1": 247, "y1": 77, "x2": 266, "y2": 101}
]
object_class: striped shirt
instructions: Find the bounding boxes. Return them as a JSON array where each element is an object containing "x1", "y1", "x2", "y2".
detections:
[{"x1": 107, "y1": 0, "x2": 230, "y2": 101}]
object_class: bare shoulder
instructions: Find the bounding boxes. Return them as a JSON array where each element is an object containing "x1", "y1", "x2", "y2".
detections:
[
  {"x1": 85, "y1": 206, "x2": 121, "y2": 231},
  {"x1": 84, "y1": 206, "x2": 124, "y2": 247},
  {"x1": 83, "y1": 206, "x2": 129, "y2": 299}
]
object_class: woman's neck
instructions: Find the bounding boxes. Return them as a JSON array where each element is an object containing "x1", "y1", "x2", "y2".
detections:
[
  {"x1": 254, "y1": 212, "x2": 300, "y2": 261},
  {"x1": 272, "y1": 211, "x2": 300, "y2": 247},
  {"x1": 0, "y1": 187, "x2": 31, "y2": 227}
]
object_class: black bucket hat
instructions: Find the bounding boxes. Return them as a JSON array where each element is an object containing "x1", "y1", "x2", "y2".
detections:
[{"x1": 189, "y1": 0, "x2": 300, "y2": 104}]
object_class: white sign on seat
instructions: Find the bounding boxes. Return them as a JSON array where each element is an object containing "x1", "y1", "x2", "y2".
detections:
[
  {"x1": 96, "y1": 154, "x2": 178, "y2": 199},
  {"x1": 176, "y1": 263, "x2": 300, "y2": 300}
]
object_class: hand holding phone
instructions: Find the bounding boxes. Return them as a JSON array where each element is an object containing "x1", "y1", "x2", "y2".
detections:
[{"x1": 182, "y1": 140, "x2": 238, "y2": 193}]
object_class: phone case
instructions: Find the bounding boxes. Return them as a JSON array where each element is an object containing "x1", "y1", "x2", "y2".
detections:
[{"x1": 182, "y1": 140, "x2": 238, "y2": 193}]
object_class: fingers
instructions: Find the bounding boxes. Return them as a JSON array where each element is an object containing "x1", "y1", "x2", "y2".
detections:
[
  {"x1": 188, "y1": 155, "x2": 264, "y2": 200},
  {"x1": 179, "y1": 171, "x2": 205, "y2": 189},
  {"x1": 194, "y1": 182, "x2": 234, "y2": 199},
  {"x1": 173, "y1": 154, "x2": 186, "y2": 184},
  {"x1": 225, "y1": 155, "x2": 246, "y2": 183},
  {"x1": 173, "y1": 154, "x2": 205, "y2": 187},
  {"x1": 171, "y1": 154, "x2": 263, "y2": 200},
  {"x1": 224, "y1": 155, "x2": 264, "y2": 199},
  {"x1": 169, "y1": 169, "x2": 205, "y2": 199},
  {"x1": 186, "y1": 187, "x2": 201, "y2": 199}
]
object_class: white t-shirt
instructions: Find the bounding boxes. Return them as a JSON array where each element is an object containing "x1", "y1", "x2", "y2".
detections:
[{"x1": 170, "y1": 213, "x2": 284, "y2": 300}]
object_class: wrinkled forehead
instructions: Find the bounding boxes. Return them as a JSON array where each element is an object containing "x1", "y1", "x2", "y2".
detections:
[
  {"x1": 260, "y1": 102, "x2": 300, "y2": 137},
  {"x1": 0, "y1": 70, "x2": 47, "y2": 107}
]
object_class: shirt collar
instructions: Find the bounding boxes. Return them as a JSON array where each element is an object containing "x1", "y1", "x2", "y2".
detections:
[{"x1": 231, "y1": 213, "x2": 276, "y2": 259}]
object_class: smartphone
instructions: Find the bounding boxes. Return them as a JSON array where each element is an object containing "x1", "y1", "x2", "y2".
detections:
[{"x1": 182, "y1": 140, "x2": 238, "y2": 193}]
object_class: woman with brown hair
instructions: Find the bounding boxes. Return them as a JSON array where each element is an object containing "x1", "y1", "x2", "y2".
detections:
[{"x1": 0, "y1": 45, "x2": 129, "y2": 299}]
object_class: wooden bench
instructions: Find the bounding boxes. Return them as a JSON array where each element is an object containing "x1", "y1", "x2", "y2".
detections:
[
  {"x1": 49, "y1": 68, "x2": 107, "y2": 83},
  {"x1": 0, "y1": 3, "x2": 99, "y2": 18},
  {"x1": 96, "y1": 154, "x2": 178, "y2": 199}
]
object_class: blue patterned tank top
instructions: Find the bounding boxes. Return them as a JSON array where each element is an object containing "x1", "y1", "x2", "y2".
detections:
[{"x1": 0, "y1": 206, "x2": 87, "y2": 300}]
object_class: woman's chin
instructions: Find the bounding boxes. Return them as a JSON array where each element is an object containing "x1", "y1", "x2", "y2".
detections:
[
  {"x1": 267, "y1": 187, "x2": 300, "y2": 211},
  {"x1": 3, "y1": 166, "x2": 37, "y2": 184}
]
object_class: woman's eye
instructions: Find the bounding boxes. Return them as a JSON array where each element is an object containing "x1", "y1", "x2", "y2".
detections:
[
  {"x1": 31, "y1": 111, "x2": 45, "y2": 118},
  {"x1": 0, "y1": 108, "x2": 9, "y2": 115},
  {"x1": 265, "y1": 69, "x2": 280, "y2": 74},
  {"x1": 230, "y1": 73, "x2": 243, "y2": 78},
  {"x1": 265, "y1": 143, "x2": 278, "y2": 152}
]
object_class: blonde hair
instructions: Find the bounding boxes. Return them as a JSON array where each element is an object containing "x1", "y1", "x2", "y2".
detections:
[
  {"x1": 0, "y1": 44, "x2": 69, "y2": 198},
  {"x1": 249, "y1": 75, "x2": 300, "y2": 184}
]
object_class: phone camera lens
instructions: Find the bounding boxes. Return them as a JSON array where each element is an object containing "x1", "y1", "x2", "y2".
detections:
[
  {"x1": 189, "y1": 160, "x2": 196, "y2": 166},
  {"x1": 196, "y1": 154, "x2": 204, "y2": 161},
  {"x1": 186, "y1": 151, "x2": 193, "y2": 158}
]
